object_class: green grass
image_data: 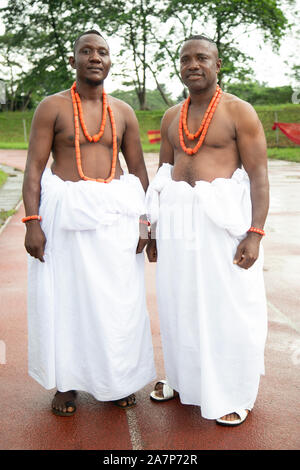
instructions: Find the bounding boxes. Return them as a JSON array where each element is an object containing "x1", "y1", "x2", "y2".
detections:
[
  {"x1": 1, "y1": 103, "x2": 300, "y2": 154},
  {"x1": 0, "y1": 169, "x2": 8, "y2": 188},
  {"x1": 0, "y1": 142, "x2": 28, "y2": 149},
  {"x1": 0, "y1": 110, "x2": 33, "y2": 144},
  {"x1": 267, "y1": 147, "x2": 300, "y2": 162},
  {"x1": 0, "y1": 208, "x2": 16, "y2": 227}
]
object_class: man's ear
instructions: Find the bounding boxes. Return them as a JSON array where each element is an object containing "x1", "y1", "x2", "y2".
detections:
[
  {"x1": 216, "y1": 58, "x2": 222, "y2": 74},
  {"x1": 69, "y1": 56, "x2": 76, "y2": 69}
]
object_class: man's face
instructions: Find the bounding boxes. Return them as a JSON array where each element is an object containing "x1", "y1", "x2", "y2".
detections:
[
  {"x1": 70, "y1": 34, "x2": 111, "y2": 85},
  {"x1": 180, "y1": 40, "x2": 221, "y2": 92}
]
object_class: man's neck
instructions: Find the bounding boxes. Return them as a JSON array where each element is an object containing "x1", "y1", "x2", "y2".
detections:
[
  {"x1": 189, "y1": 82, "x2": 218, "y2": 106},
  {"x1": 75, "y1": 79, "x2": 104, "y2": 101}
]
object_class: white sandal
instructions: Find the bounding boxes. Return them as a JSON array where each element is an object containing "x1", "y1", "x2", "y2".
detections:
[
  {"x1": 150, "y1": 380, "x2": 177, "y2": 402},
  {"x1": 216, "y1": 409, "x2": 251, "y2": 427}
]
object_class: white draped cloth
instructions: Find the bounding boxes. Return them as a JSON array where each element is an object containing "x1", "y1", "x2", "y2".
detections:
[
  {"x1": 146, "y1": 164, "x2": 267, "y2": 420},
  {"x1": 27, "y1": 168, "x2": 156, "y2": 401}
]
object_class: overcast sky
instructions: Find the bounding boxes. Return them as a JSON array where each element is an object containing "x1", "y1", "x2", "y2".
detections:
[{"x1": 0, "y1": 0, "x2": 299, "y2": 95}]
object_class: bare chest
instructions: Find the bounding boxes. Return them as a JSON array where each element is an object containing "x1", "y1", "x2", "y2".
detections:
[
  {"x1": 169, "y1": 104, "x2": 236, "y2": 151},
  {"x1": 54, "y1": 101, "x2": 124, "y2": 149}
]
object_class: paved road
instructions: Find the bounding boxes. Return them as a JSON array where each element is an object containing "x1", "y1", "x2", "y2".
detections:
[{"x1": 0, "y1": 150, "x2": 299, "y2": 450}]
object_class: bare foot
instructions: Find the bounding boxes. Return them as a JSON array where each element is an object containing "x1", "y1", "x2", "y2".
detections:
[
  {"x1": 219, "y1": 410, "x2": 249, "y2": 422},
  {"x1": 52, "y1": 390, "x2": 77, "y2": 416},
  {"x1": 216, "y1": 409, "x2": 250, "y2": 426},
  {"x1": 150, "y1": 381, "x2": 178, "y2": 401},
  {"x1": 113, "y1": 394, "x2": 136, "y2": 409}
]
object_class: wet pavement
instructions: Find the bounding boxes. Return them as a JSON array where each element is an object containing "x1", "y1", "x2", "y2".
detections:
[{"x1": 0, "y1": 149, "x2": 299, "y2": 451}]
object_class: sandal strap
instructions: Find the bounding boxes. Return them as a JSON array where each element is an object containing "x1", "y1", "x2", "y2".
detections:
[
  {"x1": 234, "y1": 409, "x2": 248, "y2": 421},
  {"x1": 155, "y1": 380, "x2": 174, "y2": 399}
]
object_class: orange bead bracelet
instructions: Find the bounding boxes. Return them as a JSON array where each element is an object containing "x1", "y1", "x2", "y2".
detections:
[
  {"x1": 22, "y1": 215, "x2": 42, "y2": 223},
  {"x1": 139, "y1": 219, "x2": 151, "y2": 226},
  {"x1": 248, "y1": 227, "x2": 265, "y2": 236}
]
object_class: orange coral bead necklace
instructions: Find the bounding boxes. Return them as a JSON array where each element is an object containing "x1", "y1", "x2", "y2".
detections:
[
  {"x1": 179, "y1": 84, "x2": 222, "y2": 155},
  {"x1": 70, "y1": 81, "x2": 117, "y2": 183}
]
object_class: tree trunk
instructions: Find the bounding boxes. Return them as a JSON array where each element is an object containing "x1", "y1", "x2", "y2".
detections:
[{"x1": 22, "y1": 91, "x2": 32, "y2": 111}]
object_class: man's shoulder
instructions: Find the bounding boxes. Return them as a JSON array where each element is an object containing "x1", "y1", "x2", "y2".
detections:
[
  {"x1": 222, "y1": 92, "x2": 262, "y2": 133},
  {"x1": 222, "y1": 92, "x2": 255, "y2": 115},
  {"x1": 162, "y1": 102, "x2": 182, "y2": 123},
  {"x1": 36, "y1": 89, "x2": 71, "y2": 113},
  {"x1": 108, "y1": 95, "x2": 135, "y2": 115}
]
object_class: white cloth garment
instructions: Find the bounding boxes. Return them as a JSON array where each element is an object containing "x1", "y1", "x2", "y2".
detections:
[
  {"x1": 27, "y1": 168, "x2": 156, "y2": 401},
  {"x1": 146, "y1": 164, "x2": 268, "y2": 420}
]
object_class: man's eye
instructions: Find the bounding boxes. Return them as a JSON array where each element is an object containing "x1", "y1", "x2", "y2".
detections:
[{"x1": 82, "y1": 49, "x2": 90, "y2": 54}]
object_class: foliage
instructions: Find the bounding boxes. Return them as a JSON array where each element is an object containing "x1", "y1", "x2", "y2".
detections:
[
  {"x1": 225, "y1": 82, "x2": 294, "y2": 105},
  {"x1": 160, "y1": 0, "x2": 292, "y2": 87},
  {"x1": 111, "y1": 87, "x2": 174, "y2": 110},
  {"x1": 0, "y1": 0, "x2": 294, "y2": 110}
]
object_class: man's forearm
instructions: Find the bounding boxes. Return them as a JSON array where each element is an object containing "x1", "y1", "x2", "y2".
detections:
[
  {"x1": 129, "y1": 160, "x2": 149, "y2": 193},
  {"x1": 22, "y1": 171, "x2": 42, "y2": 216},
  {"x1": 249, "y1": 173, "x2": 269, "y2": 230}
]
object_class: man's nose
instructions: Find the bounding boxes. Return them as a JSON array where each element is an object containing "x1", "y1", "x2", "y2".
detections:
[
  {"x1": 188, "y1": 58, "x2": 200, "y2": 69},
  {"x1": 89, "y1": 50, "x2": 101, "y2": 62}
]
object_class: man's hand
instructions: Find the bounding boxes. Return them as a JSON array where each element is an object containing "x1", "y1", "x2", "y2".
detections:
[
  {"x1": 233, "y1": 232, "x2": 262, "y2": 269},
  {"x1": 136, "y1": 217, "x2": 149, "y2": 254},
  {"x1": 24, "y1": 221, "x2": 46, "y2": 262},
  {"x1": 146, "y1": 239, "x2": 157, "y2": 263}
]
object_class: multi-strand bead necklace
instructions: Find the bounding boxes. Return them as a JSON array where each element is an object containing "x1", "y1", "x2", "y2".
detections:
[
  {"x1": 179, "y1": 85, "x2": 222, "y2": 155},
  {"x1": 70, "y1": 81, "x2": 117, "y2": 183}
]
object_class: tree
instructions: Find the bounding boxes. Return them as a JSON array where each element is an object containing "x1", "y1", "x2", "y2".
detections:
[
  {"x1": 225, "y1": 81, "x2": 294, "y2": 105},
  {"x1": 0, "y1": 0, "x2": 294, "y2": 110},
  {"x1": 155, "y1": 0, "x2": 292, "y2": 90},
  {"x1": 0, "y1": 0, "x2": 91, "y2": 101},
  {"x1": 84, "y1": 0, "x2": 169, "y2": 110}
]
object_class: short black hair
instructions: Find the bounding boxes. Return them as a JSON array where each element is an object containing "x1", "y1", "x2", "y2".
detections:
[
  {"x1": 73, "y1": 30, "x2": 107, "y2": 55},
  {"x1": 182, "y1": 34, "x2": 219, "y2": 57},
  {"x1": 185, "y1": 34, "x2": 216, "y2": 46}
]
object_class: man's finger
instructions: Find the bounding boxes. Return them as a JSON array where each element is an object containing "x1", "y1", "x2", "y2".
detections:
[
  {"x1": 136, "y1": 238, "x2": 147, "y2": 253},
  {"x1": 233, "y1": 246, "x2": 244, "y2": 264},
  {"x1": 37, "y1": 250, "x2": 45, "y2": 263}
]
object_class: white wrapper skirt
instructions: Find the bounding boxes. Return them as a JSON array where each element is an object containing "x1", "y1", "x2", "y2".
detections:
[
  {"x1": 146, "y1": 164, "x2": 267, "y2": 419},
  {"x1": 27, "y1": 169, "x2": 156, "y2": 401}
]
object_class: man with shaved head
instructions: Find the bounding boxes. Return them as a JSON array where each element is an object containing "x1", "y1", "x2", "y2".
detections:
[
  {"x1": 146, "y1": 35, "x2": 269, "y2": 426},
  {"x1": 23, "y1": 30, "x2": 156, "y2": 416}
]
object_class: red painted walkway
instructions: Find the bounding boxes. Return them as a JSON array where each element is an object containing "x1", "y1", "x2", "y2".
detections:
[{"x1": 0, "y1": 150, "x2": 299, "y2": 450}]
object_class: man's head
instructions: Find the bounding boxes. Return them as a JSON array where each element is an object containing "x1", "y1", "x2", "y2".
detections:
[
  {"x1": 70, "y1": 30, "x2": 111, "y2": 86},
  {"x1": 180, "y1": 35, "x2": 221, "y2": 92}
]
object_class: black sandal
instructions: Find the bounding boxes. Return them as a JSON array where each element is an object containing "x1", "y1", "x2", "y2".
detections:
[{"x1": 52, "y1": 390, "x2": 77, "y2": 417}]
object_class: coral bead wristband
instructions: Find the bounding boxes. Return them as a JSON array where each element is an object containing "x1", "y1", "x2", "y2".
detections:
[
  {"x1": 22, "y1": 215, "x2": 42, "y2": 223},
  {"x1": 248, "y1": 226, "x2": 265, "y2": 236},
  {"x1": 139, "y1": 218, "x2": 151, "y2": 226}
]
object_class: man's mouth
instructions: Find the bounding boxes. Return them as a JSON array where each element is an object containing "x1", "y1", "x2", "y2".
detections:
[{"x1": 187, "y1": 73, "x2": 204, "y2": 79}]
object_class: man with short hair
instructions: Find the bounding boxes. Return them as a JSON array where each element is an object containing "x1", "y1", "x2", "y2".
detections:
[
  {"x1": 23, "y1": 30, "x2": 156, "y2": 416},
  {"x1": 146, "y1": 35, "x2": 269, "y2": 426}
]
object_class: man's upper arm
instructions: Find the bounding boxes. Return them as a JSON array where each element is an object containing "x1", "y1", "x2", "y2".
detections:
[
  {"x1": 235, "y1": 101, "x2": 267, "y2": 178},
  {"x1": 120, "y1": 103, "x2": 144, "y2": 171},
  {"x1": 25, "y1": 97, "x2": 57, "y2": 176},
  {"x1": 159, "y1": 110, "x2": 175, "y2": 167}
]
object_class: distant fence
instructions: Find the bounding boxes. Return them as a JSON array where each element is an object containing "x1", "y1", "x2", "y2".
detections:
[
  {"x1": 256, "y1": 108, "x2": 300, "y2": 148},
  {"x1": 1, "y1": 106, "x2": 300, "y2": 148}
]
